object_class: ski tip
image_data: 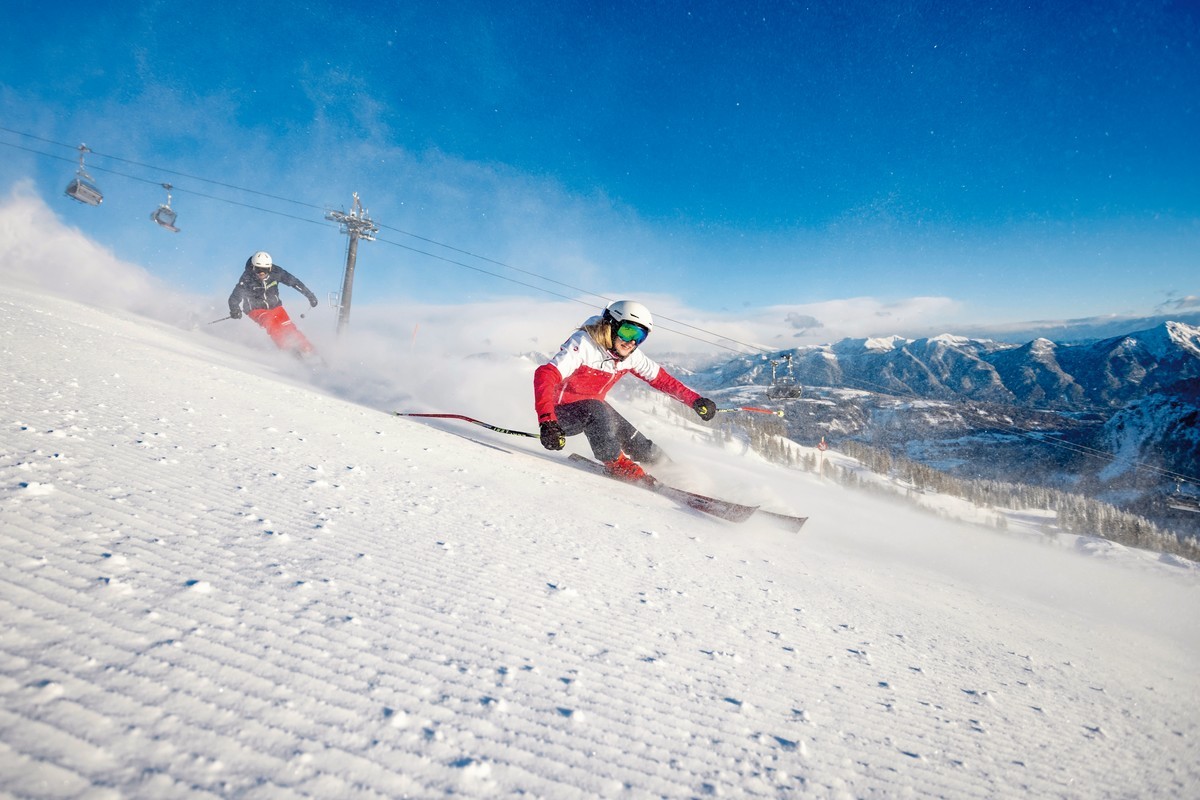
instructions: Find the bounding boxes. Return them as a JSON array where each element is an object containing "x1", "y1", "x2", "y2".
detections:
[{"x1": 756, "y1": 510, "x2": 808, "y2": 532}]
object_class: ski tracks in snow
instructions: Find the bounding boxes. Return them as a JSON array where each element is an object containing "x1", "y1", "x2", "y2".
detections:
[{"x1": 2, "y1": 288, "x2": 1199, "y2": 798}]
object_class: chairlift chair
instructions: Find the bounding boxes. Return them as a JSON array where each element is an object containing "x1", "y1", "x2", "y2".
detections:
[
  {"x1": 151, "y1": 183, "x2": 180, "y2": 232},
  {"x1": 64, "y1": 144, "x2": 103, "y2": 206},
  {"x1": 766, "y1": 353, "x2": 804, "y2": 400},
  {"x1": 1166, "y1": 483, "x2": 1200, "y2": 514}
]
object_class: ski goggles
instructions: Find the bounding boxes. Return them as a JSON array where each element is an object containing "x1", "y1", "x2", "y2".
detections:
[{"x1": 614, "y1": 321, "x2": 649, "y2": 345}]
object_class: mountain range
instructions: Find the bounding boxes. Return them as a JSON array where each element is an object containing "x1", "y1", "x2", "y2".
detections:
[
  {"x1": 694, "y1": 321, "x2": 1200, "y2": 411},
  {"x1": 679, "y1": 321, "x2": 1200, "y2": 533}
]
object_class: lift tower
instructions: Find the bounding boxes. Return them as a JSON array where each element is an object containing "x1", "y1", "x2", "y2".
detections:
[{"x1": 326, "y1": 193, "x2": 379, "y2": 335}]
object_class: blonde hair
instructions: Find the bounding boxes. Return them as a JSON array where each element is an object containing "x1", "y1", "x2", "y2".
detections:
[{"x1": 582, "y1": 320, "x2": 614, "y2": 351}]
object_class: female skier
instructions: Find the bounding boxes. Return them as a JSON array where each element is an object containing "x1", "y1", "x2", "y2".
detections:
[{"x1": 533, "y1": 300, "x2": 718, "y2": 480}]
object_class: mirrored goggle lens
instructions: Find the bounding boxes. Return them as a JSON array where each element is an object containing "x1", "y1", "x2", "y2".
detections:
[{"x1": 615, "y1": 321, "x2": 648, "y2": 344}]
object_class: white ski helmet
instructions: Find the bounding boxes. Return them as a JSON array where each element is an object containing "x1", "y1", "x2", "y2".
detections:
[
  {"x1": 604, "y1": 299, "x2": 654, "y2": 334},
  {"x1": 250, "y1": 251, "x2": 273, "y2": 270}
]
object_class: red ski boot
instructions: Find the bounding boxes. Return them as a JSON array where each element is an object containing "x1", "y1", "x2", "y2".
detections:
[{"x1": 604, "y1": 453, "x2": 647, "y2": 482}]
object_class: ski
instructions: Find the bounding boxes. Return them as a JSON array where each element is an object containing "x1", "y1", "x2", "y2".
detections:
[
  {"x1": 753, "y1": 508, "x2": 808, "y2": 532},
  {"x1": 568, "y1": 453, "x2": 758, "y2": 523},
  {"x1": 392, "y1": 411, "x2": 808, "y2": 530},
  {"x1": 568, "y1": 455, "x2": 807, "y2": 530}
]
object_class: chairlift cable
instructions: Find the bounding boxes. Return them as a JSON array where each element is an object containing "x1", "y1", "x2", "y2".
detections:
[
  {"x1": 382, "y1": 212, "x2": 1200, "y2": 486},
  {"x1": 2, "y1": 129, "x2": 1190, "y2": 387},
  {"x1": 2, "y1": 126, "x2": 1197, "y2": 488},
  {"x1": 370, "y1": 228, "x2": 767, "y2": 352},
  {"x1": 0, "y1": 129, "x2": 1185, "y2": 397},
  {"x1": 0, "y1": 125, "x2": 330, "y2": 212},
  {"x1": 376, "y1": 221, "x2": 772, "y2": 353},
  {"x1": 3, "y1": 131, "x2": 1192, "y2": 392},
  {"x1": 0, "y1": 139, "x2": 337, "y2": 229},
  {"x1": 2, "y1": 129, "x2": 771, "y2": 353},
  {"x1": 372, "y1": 233, "x2": 757, "y2": 351},
  {"x1": 0, "y1": 128, "x2": 821, "y2": 356}
]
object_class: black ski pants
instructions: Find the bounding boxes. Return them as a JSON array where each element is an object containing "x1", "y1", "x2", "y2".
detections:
[{"x1": 554, "y1": 399, "x2": 662, "y2": 464}]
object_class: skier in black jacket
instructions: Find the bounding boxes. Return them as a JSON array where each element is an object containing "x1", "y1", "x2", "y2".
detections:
[{"x1": 228, "y1": 251, "x2": 318, "y2": 355}]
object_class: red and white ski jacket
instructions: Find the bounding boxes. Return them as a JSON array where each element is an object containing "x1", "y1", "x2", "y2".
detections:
[{"x1": 533, "y1": 324, "x2": 701, "y2": 423}]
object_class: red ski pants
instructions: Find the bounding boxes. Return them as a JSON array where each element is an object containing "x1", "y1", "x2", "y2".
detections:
[{"x1": 247, "y1": 307, "x2": 314, "y2": 354}]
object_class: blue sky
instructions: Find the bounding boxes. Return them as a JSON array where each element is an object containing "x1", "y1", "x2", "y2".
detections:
[{"x1": 1, "y1": 0, "x2": 1198, "y2": 340}]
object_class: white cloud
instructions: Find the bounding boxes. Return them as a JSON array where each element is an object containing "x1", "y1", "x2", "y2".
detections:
[
  {"x1": 1158, "y1": 294, "x2": 1200, "y2": 313},
  {"x1": 0, "y1": 182, "x2": 192, "y2": 321},
  {"x1": 0, "y1": 187, "x2": 986, "y2": 370}
]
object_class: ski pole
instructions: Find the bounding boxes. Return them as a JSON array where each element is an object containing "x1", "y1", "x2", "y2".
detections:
[
  {"x1": 718, "y1": 406, "x2": 785, "y2": 417},
  {"x1": 393, "y1": 412, "x2": 538, "y2": 438},
  {"x1": 207, "y1": 315, "x2": 234, "y2": 324}
]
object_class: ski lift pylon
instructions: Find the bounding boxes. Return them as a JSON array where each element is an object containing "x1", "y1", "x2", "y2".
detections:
[
  {"x1": 64, "y1": 144, "x2": 103, "y2": 206},
  {"x1": 150, "y1": 183, "x2": 180, "y2": 232}
]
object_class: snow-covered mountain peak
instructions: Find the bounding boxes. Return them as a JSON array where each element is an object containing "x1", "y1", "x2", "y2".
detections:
[
  {"x1": 928, "y1": 333, "x2": 973, "y2": 346},
  {"x1": 1109, "y1": 320, "x2": 1200, "y2": 362},
  {"x1": 1165, "y1": 320, "x2": 1200, "y2": 358},
  {"x1": 866, "y1": 334, "x2": 908, "y2": 351}
]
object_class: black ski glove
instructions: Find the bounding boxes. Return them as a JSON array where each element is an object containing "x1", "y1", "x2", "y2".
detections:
[
  {"x1": 539, "y1": 420, "x2": 566, "y2": 451},
  {"x1": 308, "y1": 295, "x2": 318, "y2": 308},
  {"x1": 692, "y1": 397, "x2": 718, "y2": 421},
  {"x1": 229, "y1": 308, "x2": 242, "y2": 319}
]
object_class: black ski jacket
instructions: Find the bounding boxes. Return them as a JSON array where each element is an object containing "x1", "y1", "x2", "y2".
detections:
[{"x1": 228, "y1": 259, "x2": 317, "y2": 314}]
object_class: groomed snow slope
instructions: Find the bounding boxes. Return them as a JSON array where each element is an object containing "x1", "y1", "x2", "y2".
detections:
[{"x1": 2, "y1": 285, "x2": 1198, "y2": 799}]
